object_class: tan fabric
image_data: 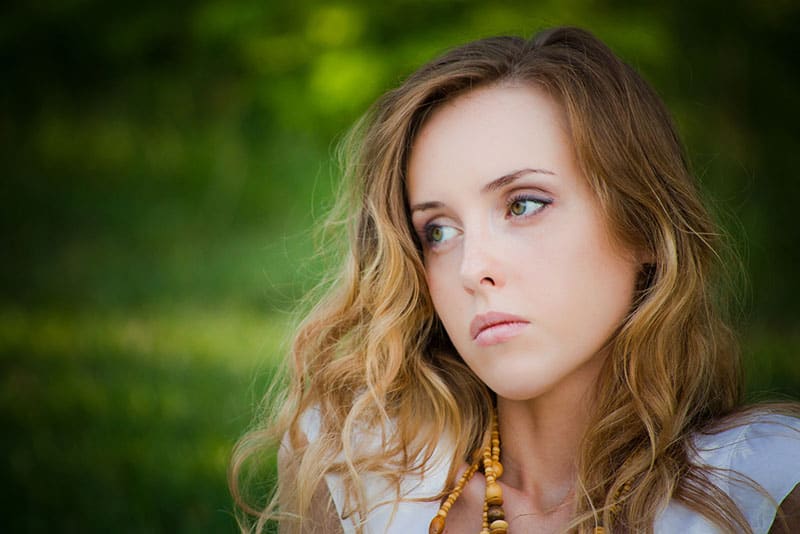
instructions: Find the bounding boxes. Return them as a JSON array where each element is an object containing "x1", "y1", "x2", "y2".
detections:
[
  {"x1": 768, "y1": 483, "x2": 800, "y2": 534},
  {"x1": 278, "y1": 432, "x2": 344, "y2": 534}
]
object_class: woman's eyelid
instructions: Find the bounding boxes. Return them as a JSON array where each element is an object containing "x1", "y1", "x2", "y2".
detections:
[
  {"x1": 502, "y1": 183, "x2": 554, "y2": 201},
  {"x1": 504, "y1": 189, "x2": 553, "y2": 219},
  {"x1": 507, "y1": 187, "x2": 552, "y2": 201},
  {"x1": 411, "y1": 212, "x2": 439, "y2": 239},
  {"x1": 419, "y1": 210, "x2": 459, "y2": 230},
  {"x1": 424, "y1": 220, "x2": 459, "y2": 236},
  {"x1": 416, "y1": 215, "x2": 458, "y2": 243}
]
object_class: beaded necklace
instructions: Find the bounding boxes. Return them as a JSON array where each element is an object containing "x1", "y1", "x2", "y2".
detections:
[{"x1": 428, "y1": 409, "x2": 626, "y2": 534}]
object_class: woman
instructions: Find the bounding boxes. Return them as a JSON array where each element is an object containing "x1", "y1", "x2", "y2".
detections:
[{"x1": 230, "y1": 27, "x2": 800, "y2": 533}]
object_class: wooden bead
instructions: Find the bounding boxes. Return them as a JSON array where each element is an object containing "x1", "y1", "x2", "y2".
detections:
[
  {"x1": 429, "y1": 408, "x2": 509, "y2": 533},
  {"x1": 594, "y1": 527, "x2": 606, "y2": 534},
  {"x1": 487, "y1": 504, "x2": 505, "y2": 522},
  {"x1": 493, "y1": 461, "x2": 503, "y2": 478},
  {"x1": 485, "y1": 481, "x2": 503, "y2": 505},
  {"x1": 428, "y1": 514, "x2": 445, "y2": 534}
]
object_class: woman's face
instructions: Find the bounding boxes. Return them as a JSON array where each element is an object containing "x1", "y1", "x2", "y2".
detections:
[{"x1": 407, "y1": 84, "x2": 642, "y2": 401}]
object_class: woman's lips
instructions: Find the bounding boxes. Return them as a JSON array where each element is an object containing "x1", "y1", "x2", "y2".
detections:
[{"x1": 470, "y1": 312, "x2": 530, "y2": 347}]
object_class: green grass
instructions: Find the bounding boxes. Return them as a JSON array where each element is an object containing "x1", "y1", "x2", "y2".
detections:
[{"x1": 0, "y1": 306, "x2": 287, "y2": 532}]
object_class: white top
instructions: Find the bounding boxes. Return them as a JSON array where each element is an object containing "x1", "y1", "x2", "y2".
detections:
[{"x1": 299, "y1": 411, "x2": 800, "y2": 533}]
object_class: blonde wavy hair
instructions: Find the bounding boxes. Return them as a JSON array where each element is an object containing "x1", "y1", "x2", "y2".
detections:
[{"x1": 231, "y1": 26, "x2": 782, "y2": 533}]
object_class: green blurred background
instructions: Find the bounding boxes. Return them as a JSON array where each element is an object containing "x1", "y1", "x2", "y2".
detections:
[{"x1": 2, "y1": 1, "x2": 799, "y2": 532}]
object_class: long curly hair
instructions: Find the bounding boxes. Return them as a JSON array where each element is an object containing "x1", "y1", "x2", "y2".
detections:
[{"x1": 230, "y1": 26, "x2": 773, "y2": 533}]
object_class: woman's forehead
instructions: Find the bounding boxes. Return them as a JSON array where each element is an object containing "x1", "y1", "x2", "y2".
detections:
[{"x1": 407, "y1": 84, "x2": 575, "y2": 201}]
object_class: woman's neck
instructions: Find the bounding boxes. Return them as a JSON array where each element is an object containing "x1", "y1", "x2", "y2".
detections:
[{"x1": 496, "y1": 378, "x2": 594, "y2": 513}]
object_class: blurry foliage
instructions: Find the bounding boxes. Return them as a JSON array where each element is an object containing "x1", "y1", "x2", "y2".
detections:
[
  {"x1": 0, "y1": 307, "x2": 284, "y2": 532},
  {"x1": 1, "y1": 0, "x2": 799, "y2": 531}
]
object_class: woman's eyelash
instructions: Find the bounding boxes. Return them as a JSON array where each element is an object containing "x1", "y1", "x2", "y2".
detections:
[
  {"x1": 422, "y1": 223, "x2": 451, "y2": 245},
  {"x1": 417, "y1": 194, "x2": 551, "y2": 248},
  {"x1": 422, "y1": 224, "x2": 436, "y2": 243},
  {"x1": 505, "y1": 194, "x2": 552, "y2": 217}
]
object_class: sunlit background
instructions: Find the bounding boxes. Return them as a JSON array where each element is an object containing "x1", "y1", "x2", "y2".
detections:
[{"x1": 2, "y1": 1, "x2": 799, "y2": 532}]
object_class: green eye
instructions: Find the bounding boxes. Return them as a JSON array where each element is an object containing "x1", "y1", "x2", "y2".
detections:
[
  {"x1": 425, "y1": 224, "x2": 457, "y2": 246},
  {"x1": 510, "y1": 200, "x2": 527, "y2": 216},
  {"x1": 507, "y1": 196, "x2": 549, "y2": 218}
]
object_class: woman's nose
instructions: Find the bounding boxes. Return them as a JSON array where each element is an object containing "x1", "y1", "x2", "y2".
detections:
[{"x1": 459, "y1": 233, "x2": 504, "y2": 293}]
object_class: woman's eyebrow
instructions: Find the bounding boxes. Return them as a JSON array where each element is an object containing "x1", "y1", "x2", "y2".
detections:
[
  {"x1": 481, "y1": 168, "x2": 556, "y2": 194},
  {"x1": 410, "y1": 200, "x2": 444, "y2": 213},
  {"x1": 410, "y1": 168, "x2": 555, "y2": 213}
]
